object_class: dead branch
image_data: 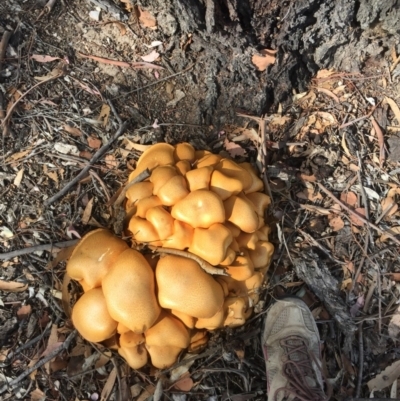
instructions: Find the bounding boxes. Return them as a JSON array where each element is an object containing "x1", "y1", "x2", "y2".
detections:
[
  {"x1": 356, "y1": 322, "x2": 364, "y2": 398},
  {"x1": 44, "y1": 120, "x2": 129, "y2": 206},
  {"x1": 0, "y1": 239, "x2": 79, "y2": 261},
  {"x1": 0, "y1": 330, "x2": 77, "y2": 395},
  {"x1": 148, "y1": 246, "x2": 228, "y2": 276},
  {"x1": 0, "y1": 31, "x2": 12, "y2": 70},
  {"x1": 318, "y1": 183, "x2": 400, "y2": 246}
]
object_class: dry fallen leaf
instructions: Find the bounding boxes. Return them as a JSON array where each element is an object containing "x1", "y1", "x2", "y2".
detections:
[
  {"x1": 101, "y1": 366, "x2": 117, "y2": 400},
  {"x1": 138, "y1": 7, "x2": 157, "y2": 28},
  {"x1": 379, "y1": 226, "x2": 400, "y2": 243},
  {"x1": 141, "y1": 50, "x2": 159, "y2": 62},
  {"x1": 389, "y1": 305, "x2": 400, "y2": 339},
  {"x1": 172, "y1": 372, "x2": 194, "y2": 392},
  {"x1": 252, "y1": 49, "x2": 277, "y2": 72},
  {"x1": 328, "y1": 215, "x2": 344, "y2": 231},
  {"x1": 82, "y1": 198, "x2": 94, "y2": 225},
  {"x1": 13, "y1": 168, "x2": 24, "y2": 187},
  {"x1": 350, "y1": 207, "x2": 366, "y2": 227},
  {"x1": 98, "y1": 103, "x2": 110, "y2": 127},
  {"x1": 368, "y1": 360, "x2": 400, "y2": 391},
  {"x1": 17, "y1": 304, "x2": 32, "y2": 320},
  {"x1": 31, "y1": 54, "x2": 61, "y2": 63},
  {"x1": 224, "y1": 138, "x2": 246, "y2": 157},
  {"x1": 340, "y1": 191, "x2": 357, "y2": 207},
  {"x1": 87, "y1": 136, "x2": 102, "y2": 149},
  {"x1": 0, "y1": 279, "x2": 28, "y2": 293},
  {"x1": 105, "y1": 154, "x2": 119, "y2": 169},
  {"x1": 63, "y1": 124, "x2": 82, "y2": 137},
  {"x1": 296, "y1": 188, "x2": 323, "y2": 202},
  {"x1": 384, "y1": 96, "x2": 400, "y2": 126}
]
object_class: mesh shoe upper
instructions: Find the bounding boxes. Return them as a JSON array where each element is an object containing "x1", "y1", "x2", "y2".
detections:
[{"x1": 262, "y1": 298, "x2": 329, "y2": 401}]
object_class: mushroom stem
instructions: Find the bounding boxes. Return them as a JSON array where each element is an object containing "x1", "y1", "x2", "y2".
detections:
[{"x1": 148, "y1": 246, "x2": 228, "y2": 276}]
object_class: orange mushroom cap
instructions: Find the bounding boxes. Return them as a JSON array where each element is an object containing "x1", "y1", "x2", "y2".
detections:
[
  {"x1": 128, "y1": 143, "x2": 175, "y2": 181},
  {"x1": 118, "y1": 332, "x2": 148, "y2": 369},
  {"x1": 185, "y1": 166, "x2": 214, "y2": 192},
  {"x1": 162, "y1": 220, "x2": 194, "y2": 250},
  {"x1": 135, "y1": 195, "x2": 163, "y2": 218},
  {"x1": 173, "y1": 143, "x2": 195, "y2": 162},
  {"x1": 150, "y1": 166, "x2": 178, "y2": 195},
  {"x1": 102, "y1": 248, "x2": 161, "y2": 333},
  {"x1": 246, "y1": 192, "x2": 271, "y2": 218},
  {"x1": 210, "y1": 170, "x2": 243, "y2": 200},
  {"x1": 128, "y1": 216, "x2": 162, "y2": 246},
  {"x1": 145, "y1": 206, "x2": 175, "y2": 240},
  {"x1": 156, "y1": 255, "x2": 225, "y2": 318},
  {"x1": 240, "y1": 162, "x2": 264, "y2": 194},
  {"x1": 248, "y1": 241, "x2": 274, "y2": 270},
  {"x1": 72, "y1": 288, "x2": 118, "y2": 343},
  {"x1": 125, "y1": 182, "x2": 154, "y2": 211},
  {"x1": 195, "y1": 307, "x2": 225, "y2": 330},
  {"x1": 224, "y1": 195, "x2": 259, "y2": 233},
  {"x1": 196, "y1": 154, "x2": 222, "y2": 168},
  {"x1": 215, "y1": 159, "x2": 252, "y2": 192},
  {"x1": 223, "y1": 297, "x2": 248, "y2": 328},
  {"x1": 157, "y1": 175, "x2": 190, "y2": 206},
  {"x1": 67, "y1": 229, "x2": 128, "y2": 290},
  {"x1": 175, "y1": 160, "x2": 192, "y2": 176},
  {"x1": 225, "y1": 250, "x2": 255, "y2": 281},
  {"x1": 171, "y1": 190, "x2": 225, "y2": 228},
  {"x1": 188, "y1": 223, "x2": 233, "y2": 265}
]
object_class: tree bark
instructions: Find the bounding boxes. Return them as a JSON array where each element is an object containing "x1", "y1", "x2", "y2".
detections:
[{"x1": 138, "y1": 0, "x2": 400, "y2": 125}]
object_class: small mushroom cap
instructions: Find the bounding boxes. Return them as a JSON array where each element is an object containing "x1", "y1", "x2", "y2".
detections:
[
  {"x1": 215, "y1": 276, "x2": 247, "y2": 298},
  {"x1": 215, "y1": 159, "x2": 252, "y2": 192},
  {"x1": 72, "y1": 288, "x2": 118, "y2": 343},
  {"x1": 224, "y1": 195, "x2": 259, "y2": 233},
  {"x1": 171, "y1": 309, "x2": 196, "y2": 329},
  {"x1": 157, "y1": 175, "x2": 190, "y2": 206},
  {"x1": 120, "y1": 331, "x2": 145, "y2": 348},
  {"x1": 219, "y1": 247, "x2": 236, "y2": 266},
  {"x1": 210, "y1": 170, "x2": 243, "y2": 200},
  {"x1": 195, "y1": 308, "x2": 225, "y2": 330},
  {"x1": 145, "y1": 344, "x2": 183, "y2": 369},
  {"x1": 145, "y1": 312, "x2": 190, "y2": 349},
  {"x1": 185, "y1": 166, "x2": 214, "y2": 191},
  {"x1": 240, "y1": 162, "x2": 264, "y2": 194},
  {"x1": 117, "y1": 322, "x2": 131, "y2": 334},
  {"x1": 171, "y1": 190, "x2": 225, "y2": 228},
  {"x1": 256, "y1": 225, "x2": 271, "y2": 241},
  {"x1": 175, "y1": 160, "x2": 192, "y2": 176},
  {"x1": 78, "y1": 279, "x2": 91, "y2": 293},
  {"x1": 245, "y1": 192, "x2": 271, "y2": 218},
  {"x1": 174, "y1": 143, "x2": 195, "y2": 162},
  {"x1": 223, "y1": 297, "x2": 248, "y2": 328},
  {"x1": 135, "y1": 195, "x2": 163, "y2": 218},
  {"x1": 188, "y1": 330, "x2": 209, "y2": 353},
  {"x1": 156, "y1": 255, "x2": 225, "y2": 318},
  {"x1": 248, "y1": 241, "x2": 274, "y2": 270},
  {"x1": 102, "y1": 248, "x2": 161, "y2": 333},
  {"x1": 196, "y1": 154, "x2": 222, "y2": 168},
  {"x1": 128, "y1": 143, "x2": 175, "y2": 181},
  {"x1": 150, "y1": 166, "x2": 177, "y2": 195},
  {"x1": 67, "y1": 229, "x2": 128, "y2": 290},
  {"x1": 194, "y1": 150, "x2": 211, "y2": 159},
  {"x1": 128, "y1": 216, "x2": 162, "y2": 246},
  {"x1": 188, "y1": 223, "x2": 233, "y2": 265},
  {"x1": 125, "y1": 182, "x2": 154, "y2": 210},
  {"x1": 236, "y1": 232, "x2": 259, "y2": 250},
  {"x1": 223, "y1": 222, "x2": 241, "y2": 238},
  {"x1": 162, "y1": 220, "x2": 194, "y2": 250},
  {"x1": 146, "y1": 206, "x2": 174, "y2": 240},
  {"x1": 118, "y1": 343, "x2": 148, "y2": 369},
  {"x1": 225, "y1": 250, "x2": 254, "y2": 281},
  {"x1": 245, "y1": 272, "x2": 265, "y2": 304}
]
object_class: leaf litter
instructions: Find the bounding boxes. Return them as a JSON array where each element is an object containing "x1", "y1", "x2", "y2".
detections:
[{"x1": 1, "y1": 2, "x2": 400, "y2": 400}]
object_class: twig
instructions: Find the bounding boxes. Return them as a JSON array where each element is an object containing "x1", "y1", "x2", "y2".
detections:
[
  {"x1": 0, "y1": 330, "x2": 77, "y2": 395},
  {"x1": 1, "y1": 66, "x2": 65, "y2": 129},
  {"x1": 355, "y1": 323, "x2": 364, "y2": 398},
  {"x1": 148, "y1": 246, "x2": 228, "y2": 276},
  {"x1": 0, "y1": 31, "x2": 12, "y2": 70},
  {"x1": 0, "y1": 239, "x2": 78, "y2": 261},
  {"x1": 318, "y1": 183, "x2": 400, "y2": 246},
  {"x1": 44, "y1": 120, "x2": 129, "y2": 206},
  {"x1": 116, "y1": 64, "x2": 195, "y2": 99},
  {"x1": 339, "y1": 105, "x2": 377, "y2": 129}
]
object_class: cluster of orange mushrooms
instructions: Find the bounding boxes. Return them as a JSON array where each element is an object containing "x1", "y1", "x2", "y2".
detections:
[{"x1": 66, "y1": 143, "x2": 274, "y2": 369}]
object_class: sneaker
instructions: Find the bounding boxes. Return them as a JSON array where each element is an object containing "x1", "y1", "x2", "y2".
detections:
[{"x1": 262, "y1": 297, "x2": 329, "y2": 401}]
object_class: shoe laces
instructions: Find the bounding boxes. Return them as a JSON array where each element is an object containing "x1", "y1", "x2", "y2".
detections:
[{"x1": 274, "y1": 336, "x2": 328, "y2": 401}]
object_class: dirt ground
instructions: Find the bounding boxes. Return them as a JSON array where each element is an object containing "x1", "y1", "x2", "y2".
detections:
[{"x1": 1, "y1": 0, "x2": 400, "y2": 400}]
